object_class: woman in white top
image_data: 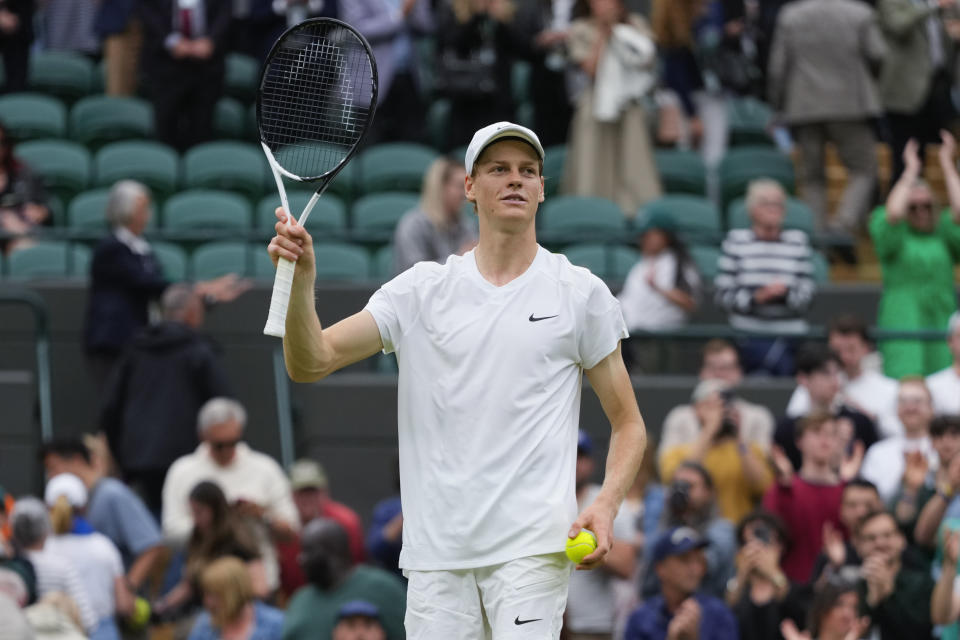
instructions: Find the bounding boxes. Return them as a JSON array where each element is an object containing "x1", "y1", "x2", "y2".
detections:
[
  {"x1": 44, "y1": 473, "x2": 133, "y2": 640},
  {"x1": 618, "y1": 209, "x2": 701, "y2": 331}
]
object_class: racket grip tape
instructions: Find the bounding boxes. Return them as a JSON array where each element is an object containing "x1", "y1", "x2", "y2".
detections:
[{"x1": 263, "y1": 257, "x2": 296, "y2": 337}]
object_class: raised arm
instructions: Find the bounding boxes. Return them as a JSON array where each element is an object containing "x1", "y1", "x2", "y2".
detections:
[
  {"x1": 572, "y1": 344, "x2": 647, "y2": 569},
  {"x1": 268, "y1": 210, "x2": 384, "y2": 382},
  {"x1": 938, "y1": 130, "x2": 960, "y2": 220},
  {"x1": 886, "y1": 138, "x2": 922, "y2": 222}
]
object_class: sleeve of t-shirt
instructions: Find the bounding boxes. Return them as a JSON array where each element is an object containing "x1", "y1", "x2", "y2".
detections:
[
  {"x1": 111, "y1": 484, "x2": 163, "y2": 557},
  {"x1": 363, "y1": 266, "x2": 423, "y2": 355},
  {"x1": 578, "y1": 276, "x2": 629, "y2": 369}
]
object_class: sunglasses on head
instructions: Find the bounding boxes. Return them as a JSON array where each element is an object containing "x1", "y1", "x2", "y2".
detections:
[{"x1": 210, "y1": 438, "x2": 241, "y2": 452}]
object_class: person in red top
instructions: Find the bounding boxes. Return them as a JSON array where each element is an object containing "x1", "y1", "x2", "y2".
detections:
[
  {"x1": 277, "y1": 459, "x2": 366, "y2": 598},
  {"x1": 763, "y1": 411, "x2": 863, "y2": 582}
]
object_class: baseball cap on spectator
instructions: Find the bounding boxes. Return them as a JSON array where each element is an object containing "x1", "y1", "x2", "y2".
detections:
[
  {"x1": 464, "y1": 122, "x2": 545, "y2": 175},
  {"x1": 44, "y1": 473, "x2": 87, "y2": 509},
  {"x1": 337, "y1": 600, "x2": 381, "y2": 621},
  {"x1": 577, "y1": 430, "x2": 593, "y2": 456},
  {"x1": 289, "y1": 459, "x2": 328, "y2": 491},
  {"x1": 691, "y1": 378, "x2": 732, "y2": 403},
  {"x1": 651, "y1": 526, "x2": 709, "y2": 565}
]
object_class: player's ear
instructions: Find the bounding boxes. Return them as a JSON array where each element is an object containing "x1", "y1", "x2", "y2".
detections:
[
  {"x1": 538, "y1": 176, "x2": 545, "y2": 203},
  {"x1": 465, "y1": 173, "x2": 476, "y2": 204}
]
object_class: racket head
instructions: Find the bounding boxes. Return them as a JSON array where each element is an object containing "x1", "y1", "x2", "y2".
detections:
[{"x1": 257, "y1": 18, "x2": 378, "y2": 183}]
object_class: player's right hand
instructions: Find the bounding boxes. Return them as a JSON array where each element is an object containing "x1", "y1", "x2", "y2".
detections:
[{"x1": 268, "y1": 207, "x2": 315, "y2": 275}]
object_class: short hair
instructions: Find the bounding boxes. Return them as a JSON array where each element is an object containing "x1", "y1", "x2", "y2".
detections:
[
  {"x1": 200, "y1": 556, "x2": 254, "y2": 628},
  {"x1": 828, "y1": 314, "x2": 870, "y2": 343},
  {"x1": 104, "y1": 180, "x2": 150, "y2": 228},
  {"x1": 795, "y1": 411, "x2": 834, "y2": 440},
  {"x1": 807, "y1": 578, "x2": 859, "y2": 638},
  {"x1": 197, "y1": 397, "x2": 246, "y2": 437},
  {"x1": 795, "y1": 343, "x2": 839, "y2": 376},
  {"x1": 701, "y1": 339, "x2": 737, "y2": 362},
  {"x1": 38, "y1": 438, "x2": 91, "y2": 464},
  {"x1": 931, "y1": 415, "x2": 960, "y2": 438},
  {"x1": 161, "y1": 283, "x2": 198, "y2": 321},
  {"x1": 745, "y1": 179, "x2": 786, "y2": 213},
  {"x1": 843, "y1": 478, "x2": 879, "y2": 497},
  {"x1": 10, "y1": 497, "x2": 51, "y2": 549},
  {"x1": 854, "y1": 509, "x2": 897, "y2": 538},
  {"x1": 736, "y1": 509, "x2": 790, "y2": 548},
  {"x1": 674, "y1": 460, "x2": 714, "y2": 490}
]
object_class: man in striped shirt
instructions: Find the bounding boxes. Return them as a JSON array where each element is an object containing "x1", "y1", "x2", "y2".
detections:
[{"x1": 716, "y1": 179, "x2": 815, "y2": 375}]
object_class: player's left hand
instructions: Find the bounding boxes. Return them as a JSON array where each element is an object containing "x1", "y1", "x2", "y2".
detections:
[{"x1": 568, "y1": 500, "x2": 616, "y2": 570}]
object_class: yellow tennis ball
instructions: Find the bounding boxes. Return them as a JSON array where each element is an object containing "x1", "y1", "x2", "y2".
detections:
[
  {"x1": 565, "y1": 529, "x2": 598, "y2": 564},
  {"x1": 128, "y1": 597, "x2": 151, "y2": 630}
]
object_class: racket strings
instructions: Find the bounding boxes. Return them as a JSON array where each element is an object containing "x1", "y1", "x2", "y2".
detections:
[{"x1": 260, "y1": 22, "x2": 375, "y2": 179}]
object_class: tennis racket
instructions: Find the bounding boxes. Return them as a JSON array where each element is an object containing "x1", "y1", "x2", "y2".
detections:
[{"x1": 259, "y1": 18, "x2": 378, "y2": 337}]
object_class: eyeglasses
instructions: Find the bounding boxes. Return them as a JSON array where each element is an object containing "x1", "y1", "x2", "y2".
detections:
[
  {"x1": 209, "y1": 438, "x2": 241, "y2": 452},
  {"x1": 909, "y1": 202, "x2": 933, "y2": 212}
]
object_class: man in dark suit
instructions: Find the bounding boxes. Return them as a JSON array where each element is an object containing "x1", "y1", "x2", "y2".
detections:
[
  {"x1": 0, "y1": 0, "x2": 34, "y2": 93},
  {"x1": 138, "y1": 0, "x2": 231, "y2": 150}
]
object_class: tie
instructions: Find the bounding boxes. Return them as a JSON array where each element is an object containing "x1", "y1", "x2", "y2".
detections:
[{"x1": 180, "y1": 7, "x2": 193, "y2": 38}]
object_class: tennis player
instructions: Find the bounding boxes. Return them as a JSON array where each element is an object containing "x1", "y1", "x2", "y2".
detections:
[{"x1": 268, "y1": 122, "x2": 647, "y2": 638}]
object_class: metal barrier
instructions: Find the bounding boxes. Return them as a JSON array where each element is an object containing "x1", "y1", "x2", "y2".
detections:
[{"x1": 0, "y1": 287, "x2": 53, "y2": 441}]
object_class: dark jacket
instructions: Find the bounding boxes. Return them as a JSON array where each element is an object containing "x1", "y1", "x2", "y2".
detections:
[
  {"x1": 84, "y1": 235, "x2": 168, "y2": 356},
  {"x1": 858, "y1": 566, "x2": 934, "y2": 640},
  {"x1": 94, "y1": 0, "x2": 136, "y2": 37},
  {"x1": 137, "y1": 0, "x2": 232, "y2": 72},
  {"x1": 101, "y1": 321, "x2": 232, "y2": 473}
]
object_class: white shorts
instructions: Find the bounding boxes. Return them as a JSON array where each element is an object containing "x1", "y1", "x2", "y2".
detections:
[{"x1": 404, "y1": 552, "x2": 572, "y2": 640}]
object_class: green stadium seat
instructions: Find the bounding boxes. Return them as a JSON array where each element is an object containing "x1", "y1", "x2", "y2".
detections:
[
  {"x1": 307, "y1": 241, "x2": 372, "y2": 281},
  {"x1": 543, "y1": 144, "x2": 567, "y2": 197},
  {"x1": 151, "y1": 241, "x2": 189, "y2": 280},
  {"x1": 538, "y1": 195, "x2": 627, "y2": 242},
  {"x1": 7, "y1": 241, "x2": 91, "y2": 278},
  {"x1": 256, "y1": 192, "x2": 347, "y2": 236},
  {"x1": 426, "y1": 99, "x2": 451, "y2": 151},
  {"x1": 0, "y1": 93, "x2": 67, "y2": 140},
  {"x1": 46, "y1": 194, "x2": 65, "y2": 227},
  {"x1": 16, "y1": 139, "x2": 91, "y2": 203},
  {"x1": 562, "y1": 243, "x2": 639, "y2": 281},
  {"x1": 357, "y1": 143, "x2": 438, "y2": 194},
  {"x1": 68, "y1": 188, "x2": 112, "y2": 231},
  {"x1": 654, "y1": 150, "x2": 707, "y2": 196},
  {"x1": 225, "y1": 54, "x2": 259, "y2": 103},
  {"x1": 69, "y1": 96, "x2": 154, "y2": 148},
  {"x1": 728, "y1": 97, "x2": 774, "y2": 147},
  {"x1": 373, "y1": 245, "x2": 394, "y2": 280},
  {"x1": 214, "y1": 97, "x2": 246, "y2": 140},
  {"x1": 719, "y1": 146, "x2": 795, "y2": 210},
  {"x1": 93, "y1": 141, "x2": 179, "y2": 201},
  {"x1": 812, "y1": 250, "x2": 830, "y2": 283},
  {"x1": 512, "y1": 61, "x2": 532, "y2": 104},
  {"x1": 162, "y1": 190, "x2": 252, "y2": 232},
  {"x1": 351, "y1": 192, "x2": 419, "y2": 242},
  {"x1": 726, "y1": 196, "x2": 816, "y2": 236},
  {"x1": 183, "y1": 142, "x2": 266, "y2": 202},
  {"x1": 28, "y1": 52, "x2": 94, "y2": 102},
  {"x1": 638, "y1": 195, "x2": 722, "y2": 244},
  {"x1": 322, "y1": 162, "x2": 356, "y2": 204},
  {"x1": 689, "y1": 244, "x2": 721, "y2": 281},
  {"x1": 516, "y1": 101, "x2": 535, "y2": 128},
  {"x1": 192, "y1": 241, "x2": 256, "y2": 278}
]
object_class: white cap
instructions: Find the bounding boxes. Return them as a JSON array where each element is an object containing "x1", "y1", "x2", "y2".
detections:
[
  {"x1": 44, "y1": 473, "x2": 88, "y2": 509},
  {"x1": 464, "y1": 121, "x2": 545, "y2": 174}
]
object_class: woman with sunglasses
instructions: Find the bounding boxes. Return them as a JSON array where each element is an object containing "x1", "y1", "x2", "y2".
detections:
[{"x1": 870, "y1": 131, "x2": 960, "y2": 379}]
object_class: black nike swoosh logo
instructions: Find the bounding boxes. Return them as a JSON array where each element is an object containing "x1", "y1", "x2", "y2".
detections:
[
  {"x1": 514, "y1": 616, "x2": 542, "y2": 625},
  {"x1": 528, "y1": 314, "x2": 558, "y2": 322}
]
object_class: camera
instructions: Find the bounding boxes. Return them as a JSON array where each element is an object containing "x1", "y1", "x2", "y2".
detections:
[
  {"x1": 753, "y1": 522, "x2": 771, "y2": 544},
  {"x1": 717, "y1": 389, "x2": 738, "y2": 439},
  {"x1": 669, "y1": 479, "x2": 692, "y2": 514}
]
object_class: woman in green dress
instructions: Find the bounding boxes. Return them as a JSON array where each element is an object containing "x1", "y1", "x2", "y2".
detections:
[{"x1": 871, "y1": 132, "x2": 960, "y2": 379}]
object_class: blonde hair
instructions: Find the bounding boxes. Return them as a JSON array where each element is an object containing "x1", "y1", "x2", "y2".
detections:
[
  {"x1": 652, "y1": 0, "x2": 702, "y2": 48},
  {"x1": 420, "y1": 157, "x2": 464, "y2": 230},
  {"x1": 200, "y1": 556, "x2": 254, "y2": 629},
  {"x1": 49, "y1": 495, "x2": 73, "y2": 536},
  {"x1": 745, "y1": 179, "x2": 786, "y2": 213}
]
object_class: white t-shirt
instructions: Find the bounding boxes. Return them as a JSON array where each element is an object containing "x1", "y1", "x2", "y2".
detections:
[
  {"x1": 46, "y1": 533, "x2": 123, "y2": 621},
  {"x1": 860, "y1": 435, "x2": 938, "y2": 504},
  {"x1": 365, "y1": 246, "x2": 628, "y2": 570},
  {"x1": 927, "y1": 366, "x2": 960, "y2": 416},
  {"x1": 566, "y1": 484, "x2": 638, "y2": 633},
  {"x1": 785, "y1": 369, "x2": 902, "y2": 438},
  {"x1": 617, "y1": 252, "x2": 698, "y2": 331}
]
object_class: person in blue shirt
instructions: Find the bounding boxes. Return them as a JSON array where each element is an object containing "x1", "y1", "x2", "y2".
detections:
[
  {"x1": 625, "y1": 526, "x2": 738, "y2": 640},
  {"x1": 188, "y1": 556, "x2": 284, "y2": 640}
]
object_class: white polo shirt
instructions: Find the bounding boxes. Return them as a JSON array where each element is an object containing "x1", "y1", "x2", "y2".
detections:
[
  {"x1": 365, "y1": 246, "x2": 628, "y2": 571},
  {"x1": 927, "y1": 366, "x2": 960, "y2": 416}
]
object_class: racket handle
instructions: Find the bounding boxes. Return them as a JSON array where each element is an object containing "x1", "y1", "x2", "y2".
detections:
[{"x1": 263, "y1": 257, "x2": 296, "y2": 338}]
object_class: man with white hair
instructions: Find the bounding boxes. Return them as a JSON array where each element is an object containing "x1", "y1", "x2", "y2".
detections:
[
  {"x1": 161, "y1": 397, "x2": 299, "y2": 544},
  {"x1": 927, "y1": 312, "x2": 960, "y2": 416},
  {"x1": 715, "y1": 179, "x2": 816, "y2": 375}
]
